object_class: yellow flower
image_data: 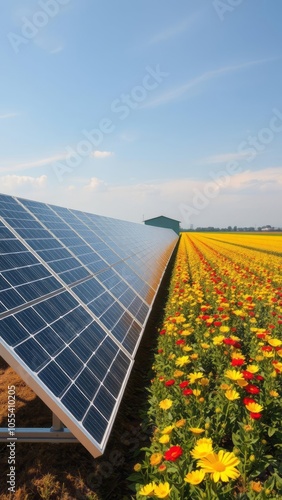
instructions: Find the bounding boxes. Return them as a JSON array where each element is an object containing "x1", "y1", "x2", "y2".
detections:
[
  {"x1": 197, "y1": 450, "x2": 240, "y2": 482},
  {"x1": 231, "y1": 352, "x2": 245, "y2": 360},
  {"x1": 251, "y1": 481, "x2": 263, "y2": 492},
  {"x1": 274, "y1": 362, "x2": 282, "y2": 372},
  {"x1": 220, "y1": 383, "x2": 231, "y2": 390},
  {"x1": 219, "y1": 326, "x2": 230, "y2": 333},
  {"x1": 191, "y1": 438, "x2": 213, "y2": 459},
  {"x1": 150, "y1": 453, "x2": 163, "y2": 466},
  {"x1": 225, "y1": 369, "x2": 245, "y2": 382},
  {"x1": 193, "y1": 389, "x2": 201, "y2": 396},
  {"x1": 154, "y1": 482, "x2": 171, "y2": 499},
  {"x1": 189, "y1": 427, "x2": 205, "y2": 434},
  {"x1": 201, "y1": 343, "x2": 210, "y2": 349},
  {"x1": 225, "y1": 389, "x2": 240, "y2": 401},
  {"x1": 134, "y1": 463, "x2": 142, "y2": 471},
  {"x1": 246, "y1": 364, "x2": 259, "y2": 373},
  {"x1": 263, "y1": 351, "x2": 274, "y2": 358},
  {"x1": 139, "y1": 482, "x2": 156, "y2": 496},
  {"x1": 183, "y1": 346, "x2": 193, "y2": 352},
  {"x1": 181, "y1": 330, "x2": 193, "y2": 336},
  {"x1": 244, "y1": 424, "x2": 253, "y2": 432},
  {"x1": 184, "y1": 469, "x2": 205, "y2": 485},
  {"x1": 269, "y1": 390, "x2": 279, "y2": 397},
  {"x1": 189, "y1": 371, "x2": 204, "y2": 383},
  {"x1": 213, "y1": 335, "x2": 225, "y2": 345},
  {"x1": 175, "y1": 418, "x2": 186, "y2": 428},
  {"x1": 173, "y1": 369, "x2": 184, "y2": 378},
  {"x1": 190, "y1": 353, "x2": 199, "y2": 360},
  {"x1": 159, "y1": 399, "x2": 173, "y2": 411},
  {"x1": 200, "y1": 378, "x2": 209, "y2": 386},
  {"x1": 161, "y1": 425, "x2": 175, "y2": 434},
  {"x1": 159, "y1": 434, "x2": 170, "y2": 444},
  {"x1": 236, "y1": 378, "x2": 248, "y2": 387},
  {"x1": 233, "y1": 309, "x2": 244, "y2": 316},
  {"x1": 268, "y1": 338, "x2": 282, "y2": 347},
  {"x1": 175, "y1": 355, "x2": 190, "y2": 367},
  {"x1": 245, "y1": 402, "x2": 263, "y2": 413}
]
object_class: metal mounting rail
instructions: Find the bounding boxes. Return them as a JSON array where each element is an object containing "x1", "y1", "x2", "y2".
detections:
[{"x1": 0, "y1": 413, "x2": 78, "y2": 443}]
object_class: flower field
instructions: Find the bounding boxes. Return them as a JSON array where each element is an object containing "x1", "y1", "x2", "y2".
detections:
[{"x1": 130, "y1": 233, "x2": 282, "y2": 499}]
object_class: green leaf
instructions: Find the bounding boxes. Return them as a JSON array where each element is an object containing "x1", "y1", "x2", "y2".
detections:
[{"x1": 268, "y1": 427, "x2": 277, "y2": 437}]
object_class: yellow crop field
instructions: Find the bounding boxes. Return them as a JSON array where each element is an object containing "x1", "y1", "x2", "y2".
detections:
[{"x1": 131, "y1": 233, "x2": 282, "y2": 499}]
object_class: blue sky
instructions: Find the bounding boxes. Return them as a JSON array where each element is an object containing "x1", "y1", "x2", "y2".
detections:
[{"x1": 1, "y1": 0, "x2": 282, "y2": 228}]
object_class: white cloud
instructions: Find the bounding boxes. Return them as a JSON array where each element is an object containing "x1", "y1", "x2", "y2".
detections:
[
  {"x1": 55, "y1": 167, "x2": 282, "y2": 227},
  {"x1": 200, "y1": 151, "x2": 253, "y2": 164},
  {"x1": 147, "y1": 17, "x2": 195, "y2": 46},
  {"x1": 0, "y1": 153, "x2": 67, "y2": 173},
  {"x1": 0, "y1": 174, "x2": 47, "y2": 190},
  {"x1": 8, "y1": 168, "x2": 280, "y2": 229},
  {"x1": 143, "y1": 56, "x2": 280, "y2": 108},
  {"x1": 91, "y1": 151, "x2": 113, "y2": 158},
  {"x1": 84, "y1": 177, "x2": 107, "y2": 191},
  {"x1": 50, "y1": 46, "x2": 64, "y2": 54},
  {"x1": 0, "y1": 113, "x2": 18, "y2": 120}
]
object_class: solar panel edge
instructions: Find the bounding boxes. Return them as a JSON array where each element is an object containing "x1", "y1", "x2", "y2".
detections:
[{"x1": 130, "y1": 238, "x2": 178, "y2": 358}]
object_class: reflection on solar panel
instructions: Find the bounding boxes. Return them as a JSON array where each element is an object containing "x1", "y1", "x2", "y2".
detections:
[{"x1": 0, "y1": 193, "x2": 178, "y2": 457}]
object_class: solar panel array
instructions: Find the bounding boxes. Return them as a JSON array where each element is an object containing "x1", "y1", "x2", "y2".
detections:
[{"x1": 0, "y1": 193, "x2": 178, "y2": 457}]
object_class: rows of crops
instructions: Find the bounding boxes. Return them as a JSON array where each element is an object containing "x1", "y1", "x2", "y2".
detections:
[{"x1": 131, "y1": 233, "x2": 282, "y2": 499}]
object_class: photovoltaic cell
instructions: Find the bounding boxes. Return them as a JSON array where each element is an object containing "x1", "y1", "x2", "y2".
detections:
[{"x1": 0, "y1": 193, "x2": 178, "y2": 457}]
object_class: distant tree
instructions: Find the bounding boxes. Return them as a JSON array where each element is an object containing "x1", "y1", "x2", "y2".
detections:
[{"x1": 233, "y1": 226, "x2": 237, "y2": 231}]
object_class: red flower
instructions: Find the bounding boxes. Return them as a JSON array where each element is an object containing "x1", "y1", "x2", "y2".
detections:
[
  {"x1": 255, "y1": 375, "x2": 264, "y2": 382},
  {"x1": 243, "y1": 397, "x2": 255, "y2": 405},
  {"x1": 176, "y1": 339, "x2": 185, "y2": 345},
  {"x1": 182, "y1": 389, "x2": 193, "y2": 396},
  {"x1": 214, "y1": 321, "x2": 222, "y2": 327},
  {"x1": 165, "y1": 379, "x2": 175, "y2": 387},
  {"x1": 179, "y1": 381, "x2": 189, "y2": 388},
  {"x1": 158, "y1": 349, "x2": 164, "y2": 354},
  {"x1": 231, "y1": 358, "x2": 245, "y2": 366},
  {"x1": 261, "y1": 346, "x2": 272, "y2": 352},
  {"x1": 242, "y1": 371, "x2": 254, "y2": 380},
  {"x1": 256, "y1": 333, "x2": 266, "y2": 339},
  {"x1": 245, "y1": 384, "x2": 260, "y2": 395},
  {"x1": 250, "y1": 412, "x2": 262, "y2": 420},
  {"x1": 223, "y1": 338, "x2": 236, "y2": 345},
  {"x1": 159, "y1": 329, "x2": 166, "y2": 335},
  {"x1": 164, "y1": 446, "x2": 183, "y2": 461}
]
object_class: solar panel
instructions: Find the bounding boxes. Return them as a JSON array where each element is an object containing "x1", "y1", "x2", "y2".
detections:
[{"x1": 0, "y1": 193, "x2": 178, "y2": 457}]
